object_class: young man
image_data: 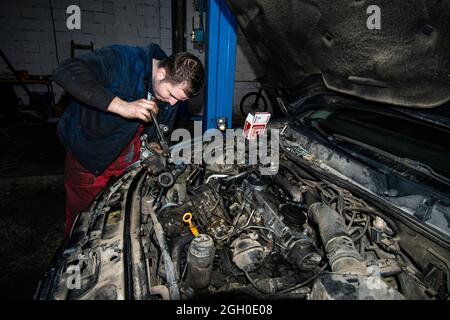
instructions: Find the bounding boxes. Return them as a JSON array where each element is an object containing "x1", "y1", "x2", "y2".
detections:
[{"x1": 54, "y1": 43, "x2": 204, "y2": 236}]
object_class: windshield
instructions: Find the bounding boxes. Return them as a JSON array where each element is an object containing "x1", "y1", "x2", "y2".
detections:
[{"x1": 303, "y1": 106, "x2": 450, "y2": 179}]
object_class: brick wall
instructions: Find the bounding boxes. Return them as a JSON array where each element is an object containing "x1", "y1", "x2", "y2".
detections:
[
  {"x1": 0, "y1": 0, "x2": 172, "y2": 104},
  {"x1": 0, "y1": 0, "x2": 267, "y2": 117}
]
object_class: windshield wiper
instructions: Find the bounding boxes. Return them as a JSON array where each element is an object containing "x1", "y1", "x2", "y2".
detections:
[
  {"x1": 331, "y1": 133, "x2": 450, "y2": 186},
  {"x1": 300, "y1": 120, "x2": 450, "y2": 186},
  {"x1": 299, "y1": 120, "x2": 379, "y2": 172}
]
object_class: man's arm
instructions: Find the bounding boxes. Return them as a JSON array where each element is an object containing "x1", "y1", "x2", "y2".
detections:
[
  {"x1": 53, "y1": 47, "x2": 119, "y2": 111},
  {"x1": 53, "y1": 46, "x2": 157, "y2": 121}
]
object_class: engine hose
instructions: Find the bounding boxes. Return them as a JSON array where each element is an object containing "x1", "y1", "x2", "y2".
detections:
[
  {"x1": 350, "y1": 217, "x2": 370, "y2": 243},
  {"x1": 279, "y1": 161, "x2": 302, "y2": 182},
  {"x1": 308, "y1": 203, "x2": 367, "y2": 275},
  {"x1": 144, "y1": 199, "x2": 180, "y2": 299},
  {"x1": 272, "y1": 174, "x2": 303, "y2": 202},
  {"x1": 345, "y1": 206, "x2": 399, "y2": 236},
  {"x1": 156, "y1": 202, "x2": 180, "y2": 215},
  {"x1": 171, "y1": 234, "x2": 194, "y2": 281},
  {"x1": 149, "y1": 285, "x2": 170, "y2": 300},
  {"x1": 244, "y1": 272, "x2": 309, "y2": 295},
  {"x1": 277, "y1": 264, "x2": 328, "y2": 294},
  {"x1": 220, "y1": 284, "x2": 307, "y2": 300},
  {"x1": 279, "y1": 160, "x2": 317, "y2": 182}
]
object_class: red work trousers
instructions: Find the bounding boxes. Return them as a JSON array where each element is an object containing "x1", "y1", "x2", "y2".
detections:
[{"x1": 63, "y1": 125, "x2": 144, "y2": 236}]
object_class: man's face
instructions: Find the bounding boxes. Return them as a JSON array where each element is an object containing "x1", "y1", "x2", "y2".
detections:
[
  {"x1": 153, "y1": 81, "x2": 189, "y2": 106},
  {"x1": 152, "y1": 67, "x2": 189, "y2": 106}
]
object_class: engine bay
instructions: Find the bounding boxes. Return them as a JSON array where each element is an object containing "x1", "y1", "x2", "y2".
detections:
[
  {"x1": 140, "y1": 162, "x2": 429, "y2": 300},
  {"x1": 36, "y1": 126, "x2": 449, "y2": 300}
]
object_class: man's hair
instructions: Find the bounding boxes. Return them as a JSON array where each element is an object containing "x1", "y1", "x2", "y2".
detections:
[{"x1": 159, "y1": 52, "x2": 205, "y2": 98}]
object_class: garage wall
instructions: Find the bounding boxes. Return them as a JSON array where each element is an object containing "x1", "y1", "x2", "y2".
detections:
[
  {"x1": 234, "y1": 30, "x2": 266, "y2": 117},
  {"x1": 185, "y1": 3, "x2": 264, "y2": 119},
  {"x1": 0, "y1": 0, "x2": 172, "y2": 103},
  {"x1": 0, "y1": 0, "x2": 265, "y2": 118}
]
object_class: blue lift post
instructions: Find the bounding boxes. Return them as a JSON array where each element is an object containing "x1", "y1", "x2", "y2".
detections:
[{"x1": 203, "y1": 0, "x2": 237, "y2": 131}]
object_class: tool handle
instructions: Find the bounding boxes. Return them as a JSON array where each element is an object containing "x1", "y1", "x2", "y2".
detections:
[
  {"x1": 183, "y1": 212, "x2": 199, "y2": 237},
  {"x1": 189, "y1": 225, "x2": 200, "y2": 237}
]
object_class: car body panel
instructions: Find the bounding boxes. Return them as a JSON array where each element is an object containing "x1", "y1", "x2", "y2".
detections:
[{"x1": 226, "y1": 0, "x2": 450, "y2": 108}]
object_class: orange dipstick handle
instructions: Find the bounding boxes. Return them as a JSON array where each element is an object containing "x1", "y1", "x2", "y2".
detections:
[{"x1": 182, "y1": 212, "x2": 199, "y2": 237}]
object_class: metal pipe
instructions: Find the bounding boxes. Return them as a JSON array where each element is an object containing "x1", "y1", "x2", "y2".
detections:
[
  {"x1": 206, "y1": 174, "x2": 229, "y2": 183},
  {"x1": 149, "y1": 285, "x2": 170, "y2": 300},
  {"x1": 171, "y1": 234, "x2": 194, "y2": 281},
  {"x1": 144, "y1": 199, "x2": 180, "y2": 299}
]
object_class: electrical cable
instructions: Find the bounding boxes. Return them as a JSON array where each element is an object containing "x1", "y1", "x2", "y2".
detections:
[
  {"x1": 352, "y1": 217, "x2": 370, "y2": 243},
  {"x1": 346, "y1": 206, "x2": 399, "y2": 236},
  {"x1": 243, "y1": 271, "x2": 270, "y2": 294},
  {"x1": 277, "y1": 264, "x2": 328, "y2": 294},
  {"x1": 48, "y1": 0, "x2": 60, "y2": 64}
]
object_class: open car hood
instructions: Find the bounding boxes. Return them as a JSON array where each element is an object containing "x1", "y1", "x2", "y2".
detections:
[{"x1": 226, "y1": 0, "x2": 450, "y2": 108}]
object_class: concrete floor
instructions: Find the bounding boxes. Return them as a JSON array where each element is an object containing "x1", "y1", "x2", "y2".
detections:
[
  {"x1": 0, "y1": 180, "x2": 65, "y2": 299},
  {"x1": 0, "y1": 121, "x2": 66, "y2": 300}
]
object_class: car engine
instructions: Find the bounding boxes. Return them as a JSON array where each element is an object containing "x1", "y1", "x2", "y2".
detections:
[
  {"x1": 142, "y1": 162, "x2": 406, "y2": 300},
  {"x1": 36, "y1": 127, "x2": 450, "y2": 300}
]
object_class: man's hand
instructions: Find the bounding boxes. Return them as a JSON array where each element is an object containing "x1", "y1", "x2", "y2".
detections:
[{"x1": 107, "y1": 97, "x2": 158, "y2": 122}]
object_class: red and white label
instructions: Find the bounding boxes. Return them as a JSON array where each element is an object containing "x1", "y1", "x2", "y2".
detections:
[{"x1": 243, "y1": 112, "x2": 271, "y2": 140}]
